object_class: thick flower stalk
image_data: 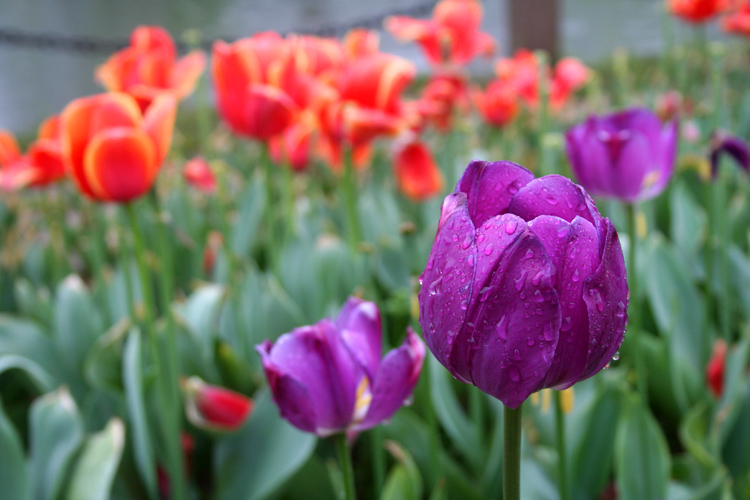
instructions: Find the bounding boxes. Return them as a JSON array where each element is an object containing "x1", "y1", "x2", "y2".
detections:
[
  {"x1": 565, "y1": 108, "x2": 677, "y2": 203},
  {"x1": 418, "y1": 160, "x2": 628, "y2": 408},
  {"x1": 257, "y1": 297, "x2": 425, "y2": 436}
]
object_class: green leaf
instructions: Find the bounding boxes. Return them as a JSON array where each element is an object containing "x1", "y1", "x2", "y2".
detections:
[
  {"x1": 213, "y1": 391, "x2": 317, "y2": 500},
  {"x1": 29, "y1": 387, "x2": 84, "y2": 500},
  {"x1": 54, "y1": 276, "x2": 103, "y2": 375},
  {"x1": 83, "y1": 319, "x2": 130, "y2": 393},
  {"x1": 520, "y1": 459, "x2": 557, "y2": 500},
  {"x1": 0, "y1": 395, "x2": 30, "y2": 500},
  {"x1": 230, "y1": 180, "x2": 266, "y2": 256},
  {"x1": 380, "y1": 441, "x2": 422, "y2": 500},
  {"x1": 644, "y1": 237, "x2": 705, "y2": 408},
  {"x1": 14, "y1": 279, "x2": 53, "y2": 329},
  {"x1": 0, "y1": 315, "x2": 66, "y2": 385},
  {"x1": 175, "y1": 284, "x2": 226, "y2": 374},
  {"x1": 721, "y1": 382, "x2": 750, "y2": 492},
  {"x1": 570, "y1": 379, "x2": 622, "y2": 499},
  {"x1": 679, "y1": 403, "x2": 716, "y2": 469},
  {"x1": 122, "y1": 329, "x2": 157, "y2": 499},
  {"x1": 428, "y1": 356, "x2": 481, "y2": 468},
  {"x1": 615, "y1": 394, "x2": 671, "y2": 500},
  {"x1": 65, "y1": 418, "x2": 126, "y2": 500},
  {"x1": 0, "y1": 356, "x2": 56, "y2": 393}
]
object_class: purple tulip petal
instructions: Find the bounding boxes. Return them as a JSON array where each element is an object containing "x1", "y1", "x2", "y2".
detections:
[
  {"x1": 565, "y1": 123, "x2": 597, "y2": 192},
  {"x1": 259, "y1": 322, "x2": 361, "y2": 434},
  {"x1": 269, "y1": 374, "x2": 319, "y2": 433},
  {"x1": 456, "y1": 160, "x2": 535, "y2": 228},
  {"x1": 527, "y1": 215, "x2": 601, "y2": 388},
  {"x1": 336, "y1": 297, "x2": 383, "y2": 379},
  {"x1": 609, "y1": 131, "x2": 655, "y2": 202},
  {"x1": 508, "y1": 175, "x2": 603, "y2": 232},
  {"x1": 580, "y1": 219, "x2": 629, "y2": 379},
  {"x1": 711, "y1": 132, "x2": 750, "y2": 178},
  {"x1": 418, "y1": 192, "x2": 477, "y2": 382},
  {"x1": 449, "y1": 214, "x2": 561, "y2": 409},
  {"x1": 359, "y1": 328, "x2": 425, "y2": 429}
]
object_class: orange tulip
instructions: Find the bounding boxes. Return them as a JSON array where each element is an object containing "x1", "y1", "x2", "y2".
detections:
[
  {"x1": 393, "y1": 138, "x2": 444, "y2": 201},
  {"x1": 386, "y1": 0, "x2": 495, "y2": 67},
  {"x1": 472, "y1": 80, "x2": 519, "y2": 128},
  {"x1": 61, "y1": 92, "x2": 176, "y2": 202},
  {"x1": 212, "y1": 33, "x2": 299, "y2": 141},
  {"x1": 96, "y1": 26, "x2": 205, "y2": 111},
  {"x1": 723, "y1": 2, "x2": 750, "y2": 36},
  {"x1": 0, "y1": 116, "x2": 66, "y2": 191}
]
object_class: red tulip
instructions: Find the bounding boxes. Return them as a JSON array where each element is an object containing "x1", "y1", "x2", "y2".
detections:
[
  {"x1": 393, "y1": 137, "x2": 444, "y2": 201},
  {"x1": 182, "y1": 377, "x2": 254, "y2": 432},
  {"x1": 212, "y1": 33, "x2": 299, "y2": 141},
  {"x1": 706, "y1": 338, "x2": 727, "y2": 398},
  {"x1": 183, "y1": 156, "x2": 217, "y2": 193},
  {"x1": 386, "y1": 0, "x2": 495, "y2": 67},
  {"x1": 668, "y1": 0, "x2": 729, "y2": 23},
  {"x1": 96, "y1": 26, "x2": 205, "y2": 111},
  {"x1": 343, "y1": 29, "x2": 381, "y2": 59},
  {"x1": 472, "y1": 80, "x2": 519, "y2": 128},
  {"x1": 0, "y1": 116, "x2": 66, "y2": 191},
  {"x1": 416, "y1": 75, "x2": 468, "y2": 132},
  {"x1": 723, "y1": 2, "x2": 750, "y2": 36},
  {"x1": 61, "y1": 92, "x2": 176, "y2": 202},
  {"x1": 269, "y1": 118, "x2": 315, "y2": 171}
]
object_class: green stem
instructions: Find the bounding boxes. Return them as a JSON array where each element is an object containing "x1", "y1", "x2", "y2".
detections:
[
  {"x1": 469, "y1": 388, "x2": 484, "y2": 447},
  {"x1": 261, "y1": 145, "x2": 278, "y2": 270},
  {"x1": 554, "y1": 391, "x2": 569, "y2": 500},
  {"x1": 342, "y1": 146, "x2": 361, "y2": 249},
  {"x1": 371, "y1": 426, "x2": 385, "y2": 499},
  {"x1": 334, "y1": 433, "x2": 357, "y2": 500},
  {"x1": 626, "y1": 203, "x2": 647, "y2": 401},
  {"x1": 280, "y1": 159, "x2": 297, "y2": 241},
  {"x1": 503, "y1": 404, "x2": 523, "y2": 500},
  {"x1": 535, "y1": 51, "x2": 550, "y2": 176},
  {"x1": 126, "y1": 203, "x2": 186, "y2": 500}
]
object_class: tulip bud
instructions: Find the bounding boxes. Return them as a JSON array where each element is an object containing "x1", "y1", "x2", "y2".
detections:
[
  {"x1": 183, "y1": 156, "x2": 217, "y2": 193},
  {"x1": 706, "y1": 338, "x2": 727, "y2": 398},
  {"x1": 182, "y1": 376, "x2": 253, "y2": 432}
]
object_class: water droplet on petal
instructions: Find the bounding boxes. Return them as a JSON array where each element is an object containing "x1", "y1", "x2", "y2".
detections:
[
  {"x1": 612, "y1": 351, "x2": 620, "y2": 361},
  {"x1": 484, "y1": 244, "x2": 495, "y2": 256},
  {"x1": 527, "y1": 337, "x2": 535, "y2": 346},
  {"x1": 509, "y1": 366, "x2": 522, "y2": 382},
  {"x1": 505, "y1": 220, "x2": 518, "y2": 234},
  {"x1": 496, "y1": 315, "x2": 508, "y2": 341},
  {"x1": 543, "y1": 322, "x2": 554, "y2": 341},
  {"x1": 572, "y1": 269, "x2": 580, "y2": 282}
]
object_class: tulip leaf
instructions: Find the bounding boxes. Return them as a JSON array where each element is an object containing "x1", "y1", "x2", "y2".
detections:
[
  {"x1": 83, "y1": 318, "x2": 130, "y2": 393},
  {"x1": 281, "y1": 456, "x2": 337, "y2": 500},
  {"x1": 0, "y1": 315, "x2": 66, "y2": 385},
  {"x1": 213, "y1": 390, "x2": 317, "y2": 500},
  {"x1": 14, "y1": 279, "x2": 53, "y2": 329},
  {"x1": 519, "y1": 459, "x2": 557, "y2": 500},
  {"x1": 0, "y1": 395, "x2": 30, "y2": 500},
  {"x1": 175, "y1": 283, "x2": 226, "y2": 369},
  {"x1": 122, "y1": 329, "x2": 157, "y2": 500},
  {"x1": 669, "y1": 181, "x2": 706, "y2": 279},
  {"x1": 65, "y1": 418, "x2": 125, "y2": 500},
  {"x1": 570, "y1": 379, "x2": 622, "y2": 499},
  {"x1": 716, "y1": 332, "x2": 750, "y2": 446},
  {"x1": 29, "y1": 387, "x2": 84, "y2": 500},
  {"x1": 380, "y1": 441, "x2": 422, "y2": 500},
  {"x1": 615, "y1": 394, "x2": 671, "y2": 500},
  {"x1": 428, "y1": 356, "x2": 481, "y2": 469},
  {"x1": 107, "y1": 263, "x2": 142, "y2": 324},
  {"x1": 0, "y1": 356, "x2": 56, "y2": 393},
  {"x1": 721, "y1": 382, "x2": 750, "y2": 494},
  {"x1": 53, "y1": 275, "x2": 104, "y2": 376},
  {"x1": 644, "y1": 237, "x2": 704, "y2": 407},
  {"x1": 230, "y1": 179, "x2": 265, "y2": 256}
]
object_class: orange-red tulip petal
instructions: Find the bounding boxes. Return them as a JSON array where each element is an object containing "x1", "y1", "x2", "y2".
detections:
[
  {"x1": 668, "y1": 0, "x2": 729, "y2": 23},
  {"x1": 394, "y1": 139, "x2": 444, "y2": 201}
]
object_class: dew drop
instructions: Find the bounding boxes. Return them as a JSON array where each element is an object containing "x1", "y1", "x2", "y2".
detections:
[
  {"x1": 477, "y1": 233, "x2": 485, "y2": 244},
  {"x1": 615, "y1": 301, "x2": 626, "y2": 318},
  {"x1": 484, "y1": 244, "x2": 495, "y2": 256},
  {"x1": 527, "y1": 337, "x2": 535, "y2": 346},
  {"x1": 509, "y1": 366, "x2": 522, "y2": 382},
  {"x1": 612, "y1": 351, "x2": 620, "y2": 361},
  {"x1": 572, "y1": 269, "x2": 580, "y2": 282},
  {"x1": 460, "y1": 300, "x2": 468, "y2": 311},
  {"x1": 557, "y1": 226, "x2": 570, "y2": 238},
  {"x1": 531, "y1": 270, "x2": 546, "y2": 286},
  {"x1": 543, "y1": 322, "x2": 554, "y2": 341},
  {"x1": 513, "y1": 348, "x2": 521, "y2": 360},
  {"x1": 505, "y1": 220, "x2": 518, "y2": 234},
  {"x1": 496, "y1": 315, "x2": 508, "y2": 340}
]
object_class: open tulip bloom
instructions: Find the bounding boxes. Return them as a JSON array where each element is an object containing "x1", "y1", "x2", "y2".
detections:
[
  {"x1": 419, "y1": 160, "x2": 628, "y2": 409},
  {"x1": 257, "y1": 297, "x2": 425, "y2": 437},
  {"x1": 565, "y1": 107, "x2": 677, "y2": 203}
]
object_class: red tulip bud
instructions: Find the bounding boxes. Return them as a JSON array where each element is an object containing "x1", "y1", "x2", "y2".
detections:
[
  {"x1": 706, "y1": 338, "x2": 727, "y2": 398},
  {"x1": 183, "y1": 377, "x2": 253, "y2": 432}
]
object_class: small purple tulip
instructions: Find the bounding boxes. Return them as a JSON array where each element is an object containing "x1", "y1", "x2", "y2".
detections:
[
  {"x1": 256, "y1": 297, "x2": 425, "y2": 436},
  {"x1": 710, "y1": 130, "x2": 750, "y2": 178},
  {"x1": 565, "y1": 107, "x2": 677, "y2": 202},
  {"x1": 418, "y1": 160, "x2": 628, "y2": 409}
]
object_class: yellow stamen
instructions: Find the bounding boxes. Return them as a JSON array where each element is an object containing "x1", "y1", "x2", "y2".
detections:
[{"x1": 353, "y1": 377, "x2": 372, "y2": 422}]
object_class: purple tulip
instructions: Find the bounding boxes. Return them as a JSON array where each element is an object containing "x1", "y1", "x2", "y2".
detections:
[
  {"x1": 418, "y1": 160, "x2": 628, "y2": 409},
  {"x1": 565, "y1": 107, "x2": 677, "y2": 202},
  {"x1": 256, "y1": 297, "x2": 425, "y2": 436},
  {"x1": 710, "y1": 130, "x2": 749, "y2": 178}
]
